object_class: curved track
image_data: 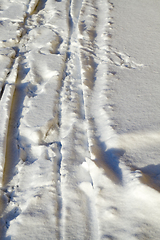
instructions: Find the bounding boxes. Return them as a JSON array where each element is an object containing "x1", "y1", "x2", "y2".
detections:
[{"x1": 1, "y1": 0, "x2": 160, "y2": 239}]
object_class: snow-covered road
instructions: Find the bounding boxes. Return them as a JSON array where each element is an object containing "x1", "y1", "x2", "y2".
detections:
[{"x1": 0, "y1": 0, "x2": 160, "y2": 239}]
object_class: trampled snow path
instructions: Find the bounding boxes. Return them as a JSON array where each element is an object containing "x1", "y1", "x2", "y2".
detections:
[{"x1": 0, "y1": 0, "x2": 160, "y2": 239}]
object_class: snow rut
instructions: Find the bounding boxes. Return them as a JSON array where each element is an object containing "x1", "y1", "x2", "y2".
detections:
[
  {"x1": 59, "y1": 0, "x2": 99, "y2": 239},
  {"x1": 0, "y1": 0, "x2": 69, "y2": 238},
  {"x1": 0, "y1": 0, "x2": 111, "y2": 238},
  {"x1": 2, "y1": 0, "x2": 158, "y2": 240}
]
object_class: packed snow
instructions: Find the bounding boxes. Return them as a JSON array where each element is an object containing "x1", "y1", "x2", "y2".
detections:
[{"x1": 0, "y1": 0, "x2": 160, "y2": 239}]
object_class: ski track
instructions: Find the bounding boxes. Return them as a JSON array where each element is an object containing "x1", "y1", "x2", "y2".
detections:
[
  {"x1": 0, "y1": 0, "x2": 108, "y2": 238},
  {"x1": 0, "y1": 0, "x2": 119, "y2": 239},
  {"x1": 0, "y1": 0, "x2": 69, "y2": 238},
  {"x1": 0, "y1": 0, "x2": 160, "y2": 239},
  {"x1": 59, "y1": 0, "x2": 99, "y2": 239}
]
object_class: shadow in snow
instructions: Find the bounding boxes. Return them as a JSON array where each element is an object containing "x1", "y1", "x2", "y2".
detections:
[
  {"x1": 1, "y1": 237, "x2": 11, "y2": 240},
  {"x1": 90, "y1": 136, "x2": 124, "y2": 184},
  {"x1": 32, "y1": 0, "x2": 48, "y2": 14},
  {"x1": 131, "y1": 164, "x2": 160, "y2": 192},
  {"x1": 0, "y1": 203, "x2": 21, "y2": 240},
  {"x1": 2, "y1": 82, "x2": 28, "y2": 186}
]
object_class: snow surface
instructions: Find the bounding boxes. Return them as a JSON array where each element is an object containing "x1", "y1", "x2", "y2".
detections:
[{"x1": 0, "y1": 0, "x2": 160, "y2": 239}]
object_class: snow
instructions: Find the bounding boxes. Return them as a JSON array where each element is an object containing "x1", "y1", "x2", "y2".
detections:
[{"x1": 0, "y1": 0, "x2": 160, "y2": 239}]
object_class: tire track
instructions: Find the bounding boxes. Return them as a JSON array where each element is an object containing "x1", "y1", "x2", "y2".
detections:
[
  {"x1": 78, "y1": 1, "x2": 102, "y2": 239},
  {"x1": 78, "y1": 1, "x2": 159, "y2": 239},
  {"x1": 0, "y1": 0, "x2": 102, "y2": 238},
  {"x1": 0, "y1": 1, "x2": 70, "y2": 238},
  {"x1": 78, "y1": 0, "x2": 121, "y2": 183},
  {"x1": 0, "y1": 2, "x2": 28, "y2": 233},
  {"x1": 0, "y1": 58, "x2": 19, "y2": 238},
  {"x1": 0, "y1": 0, "x2": 32, "y2": 187},
  {"x1": 0, "y1": 0, "x2": 127, "y2": 239},
  {"x1": 59, "y1": 0, "x2": 99, "y2": 239},
  {"x1": 78, "y1": 0, "x2": 124, "y2": 239},
  {"x1": 0, "y1": 0, "x2": 38, "y2": 189}
]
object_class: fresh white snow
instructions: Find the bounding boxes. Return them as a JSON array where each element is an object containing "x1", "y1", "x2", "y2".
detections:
[{"x1": 0, "y1": 0, "x2": 160, "y2": 239}]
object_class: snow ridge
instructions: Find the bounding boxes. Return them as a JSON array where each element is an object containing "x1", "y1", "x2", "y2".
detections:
[
  {"x1": 59, "y1": 0, "x2": 98, "y2": 239},
  {"x1": 0, "y1": 0, "x2": 112, "y2": 239},
  {"x1": 1, "y1": 0, "x2": 160, "y2": 239}
]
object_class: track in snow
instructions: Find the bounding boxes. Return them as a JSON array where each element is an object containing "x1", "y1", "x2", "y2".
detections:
[
  {"x1": 0, "y1": 0, "x2": 113, "y2": 239},
  {"x1": 59, "y1": 0, "x2": 99, "y2": 239},
  {"x1": 1, "y1": 0, "x2": 160, "y2": 240}
]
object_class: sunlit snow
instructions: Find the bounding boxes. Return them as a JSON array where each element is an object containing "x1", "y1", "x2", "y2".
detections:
[{"x1": 0, "y1": 0, "x2": 160, "y2": 239}]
